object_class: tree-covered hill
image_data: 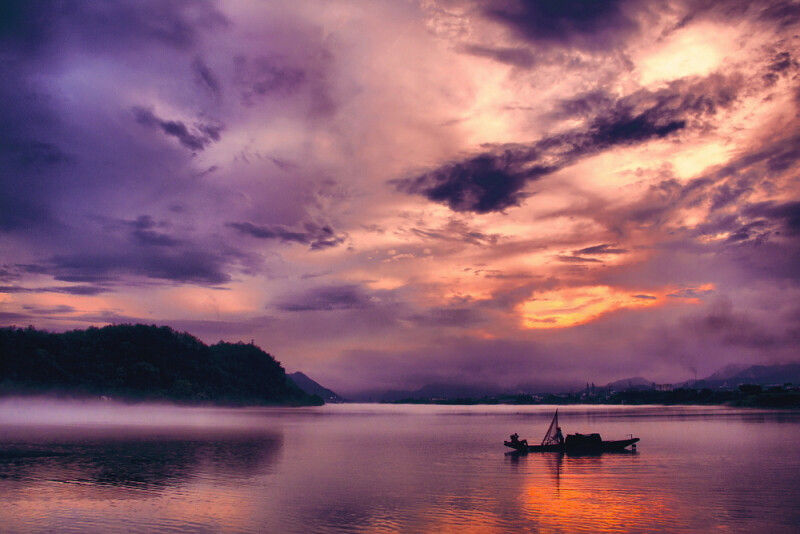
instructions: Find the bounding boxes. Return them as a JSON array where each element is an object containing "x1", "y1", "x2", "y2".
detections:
[{"x1": 0, "y1": 324, "x2": 322, "y2": 406}]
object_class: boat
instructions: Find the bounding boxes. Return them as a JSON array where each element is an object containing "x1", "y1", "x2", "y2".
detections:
[{"x1": 504, "y1": 410, "x2": 639, "y2": 453}]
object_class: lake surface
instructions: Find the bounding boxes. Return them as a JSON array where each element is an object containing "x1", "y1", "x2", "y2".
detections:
[{"x1": 1, "y1": 401, "x2": 799, "y2": 533}]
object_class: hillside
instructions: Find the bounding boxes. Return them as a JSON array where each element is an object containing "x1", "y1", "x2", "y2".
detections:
[
  {"x1": 0, "y1": 324, "x2": 322, "y2": 406},
  {"x1": 288, "y1": 372, "x2": 346, "y2": 403}
]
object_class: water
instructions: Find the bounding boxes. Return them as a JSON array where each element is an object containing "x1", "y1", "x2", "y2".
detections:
[{"x1": 1, "y1": 402, "x2": 799, "y2": 533}]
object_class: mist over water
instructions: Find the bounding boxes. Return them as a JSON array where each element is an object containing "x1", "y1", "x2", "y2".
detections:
[
  {"x1": 1, "y1": 401, "x2": 799, "y2": 533},
  {"x1": 0, "y1": 397, "x2": 294, "y2": 428}
]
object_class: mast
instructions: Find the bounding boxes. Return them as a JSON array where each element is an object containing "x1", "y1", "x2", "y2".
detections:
[{"x1": 541, "y1": 409, "x2": 560, "y2": 446}]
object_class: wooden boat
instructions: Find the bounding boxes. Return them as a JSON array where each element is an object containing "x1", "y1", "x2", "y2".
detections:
[{"x1": 504, "y1": 410, "x2": 639, "y2": 453}]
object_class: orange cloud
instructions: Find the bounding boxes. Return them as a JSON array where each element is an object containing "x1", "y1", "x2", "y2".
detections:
[{"x1": 518, "y1": 284, "x2": 713, "y2": 329}]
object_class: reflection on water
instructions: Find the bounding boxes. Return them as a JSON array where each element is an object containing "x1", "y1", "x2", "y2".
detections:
[
  {"x1": 510, "y1": 452, "x2": 678, "y2": 533},
  {"x1": 0, "y1": 424, "x2": 283, "y2": 533},
  {"x1": 1, "y1": 402, "x2": 799, "y2": 533},
  {"x1": 0, "y1": 427, "x2": 282, "y2": 491}
]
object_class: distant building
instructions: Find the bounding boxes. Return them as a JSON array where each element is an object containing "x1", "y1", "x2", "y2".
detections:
[{"x1": 655, "y1": 384, "x2": 673, "y2": 391}]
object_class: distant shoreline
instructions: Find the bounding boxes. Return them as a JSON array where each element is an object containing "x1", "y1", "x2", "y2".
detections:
[{"x1": 381, "y1": 385, "x2": 800, "y2": 408}]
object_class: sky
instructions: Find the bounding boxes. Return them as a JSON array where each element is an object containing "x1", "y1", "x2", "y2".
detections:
[{"x1": 1, "y1": 0, "x2": 799, "y2": 396}]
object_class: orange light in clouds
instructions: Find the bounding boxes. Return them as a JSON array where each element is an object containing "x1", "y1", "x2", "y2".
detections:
[
  {"x1": 165, "y1": 286, "x2": 260, "y2": 315},
  {"x1": 518, "y1": 284, "x2": 712, "y2": 329}
]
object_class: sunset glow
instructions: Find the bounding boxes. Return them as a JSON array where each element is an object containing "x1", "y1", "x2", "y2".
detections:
[{"x1": 519, "y1": 286, "x2": 663, "y2": 329}]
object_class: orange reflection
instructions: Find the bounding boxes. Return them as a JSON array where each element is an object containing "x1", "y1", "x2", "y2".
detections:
[
  {"x1": 521, "y1": 455, "x2": 675, "y2": 532},
  {"x1": 415, "y1": 507, "x2": 508, "y2": 534}
]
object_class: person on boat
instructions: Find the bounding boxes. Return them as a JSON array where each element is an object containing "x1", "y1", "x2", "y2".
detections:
[
  {"x1": 510, "y1": 433, "x2": 528, "y2": 446},
  {"x1": 554, "y1": 427, "x2": 564, "y2": 444}
]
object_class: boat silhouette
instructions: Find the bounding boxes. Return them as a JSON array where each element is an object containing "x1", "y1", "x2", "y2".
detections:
[{"x1": 504, "y1": 410, "x2": 639, "y2": 453}]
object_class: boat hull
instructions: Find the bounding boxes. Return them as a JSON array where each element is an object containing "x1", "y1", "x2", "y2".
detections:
[{"x1": 504, "y1": 437, "x2": 639, "y2": 453}]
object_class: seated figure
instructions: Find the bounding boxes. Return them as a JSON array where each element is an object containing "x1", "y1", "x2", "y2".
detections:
[{"x1": 510, "y1": 433, "x2": 528, "y2": 446}]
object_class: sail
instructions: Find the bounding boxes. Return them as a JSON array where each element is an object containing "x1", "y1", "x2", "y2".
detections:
[{"x1": 541, "y1": 410, "x2": 560, "y2": 446}]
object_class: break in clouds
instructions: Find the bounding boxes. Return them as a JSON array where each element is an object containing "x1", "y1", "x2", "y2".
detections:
[{"x1": 1, "y1": 0, "x2": 799, "y2": 395}]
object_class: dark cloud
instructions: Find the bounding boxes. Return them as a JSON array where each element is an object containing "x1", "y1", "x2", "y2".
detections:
[
  {"x1": 589, "y1": 111, "x2": 685, "y2": 146},
  {"x1": 268, "y1": 157, "x2": 299, "y2": 172},
  {"x1": 69, "y1": 1, "x2": 227, "y2": 50},
  {"x1": 0, "y1": 266, "x2": 19, "y2": 283},
  {"x1": 556, "y1": 255, "x2": 601, "y2": 263},
  {"x1": 55, "y1": 285, "x2": 110, "y2": 296},
  {"x1": 42, "y1": 249, "x2": 231, "y2": 286},
  {"x1": 2, "y1": 139, "x2": 72, "y2": 168},
  {"x1": 228, "y1": 221, "x2": 346, "y2": 250},
  {"x1": 394, "y1": 77, "x2": 733, "y2": 212},
  {"x1": 15, "y1": 215, "x2": 244, "y2": 287},
  {"x1": 0, "y1": 284, "x2": 109, "y2": 296},
  {"x1": 757, "y1": 0, "x2": 800, "y2": 28},
  {"x1": 553, "y1": 90, "x2": 616, "y2": 119},
  {"x1": 633, "y1": 294, "x2": 657, "y2": 300},
  {"x1": 0, "y1": 0, "x2": 59, "y2": 55},
  {"x1": 132, "y1": 107, "x2": 224, "y2": 152},
  {"x1": 0, "y1": 129, "x2": 70, "y2": 233},
  {"x1": 21, "y1": 304, "x2": 76, "y2": 315},
  {"x1": 0, "y1": 195, "x2": 52, "y2": 233},
  {"x1": 192, "y1": 56, "x2": 221, "y2": 98},
  {"x1": 277, "y1": 285, "x2": 374, "y2": 312},
  {"x1": 709, "y1": 179, "x2": 754, "y2": 211},
  {"x1": 724, "y1": 221, "x2": 770, "y2": 244},
  {"x1": 233, "y1": 55, "x2": 307, "y2": 106},
  {"x1": 407, "y1": 218, "x2": 501, "y2": 245},
  {"x1": 394, "y1": 153, "x2": 544, "y2": 213},
  {"x1": 484, "y1": 0, "x2": 638, "y2": 51},
  {"x1": 743, "y1": 201, "x2": 800, "y2": 236},
  {"x1": 0, "y1": 311, "x2": 33, "y2": 323},
  {"x1": 126, "y1": 215, "x2": 182, "y2": 247},
  {"x1": 0, "y1": 0, "x2": 227, "y2": 58},
  {"x1": 667, "y1": 287, "x2": 715, "y2": 299},
  {"x1": 767, "y1": 51, "x2": 794, "y2": 73},
  {"x1": 574, "y1": 244, "x2": 627, "y2": 255}
]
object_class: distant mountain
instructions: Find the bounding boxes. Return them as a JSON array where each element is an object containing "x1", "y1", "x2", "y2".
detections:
[
  {"x1": 605, "y1": 377, "x2": 653, "y2": 390},
  {"x1": 372, "y1": 379, "x2": 587, "y2": 402},
  {"x1": 351, "y1": 363, "x2": 800, "y2": 403},
  {"x1": 690, "y1": 362, "x2": 800, "y2": 388},
  {"x1": 722, "y1": 363, "x2": 800, "y2": 386},
  {"x1": 288, "y1": 372, "x2": 347, "y2": 403},
  {"x1": 704, "y1": 363, "x2": 751, "y2": 381}
]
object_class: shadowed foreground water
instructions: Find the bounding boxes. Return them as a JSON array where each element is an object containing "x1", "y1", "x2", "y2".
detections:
[{"x1": 1, "y1": 402, "x2": 799, "y2": 533}]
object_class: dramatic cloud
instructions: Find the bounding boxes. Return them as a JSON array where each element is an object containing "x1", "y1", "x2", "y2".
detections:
[
  {"x1": 574, "y1": 244, "x2": 628, "y2": 255},
  {"x1": 394, "y1": 75, "x2": 742, "y2": 213},
  {"x1": 276, "y1": 285, "x2": 376, "y2": 312},
  {"x1": 1, "y1": 0, "x2": 799, "y2": 394},
  {"x1": 132, "y1": 107, "x2": 224, "y2": 152},
  {"x1": 229, "y1": 221, "x2": 346, "y2": 250},
  {"x1": 485, "y1": 0, "x2": 638, "y2": 51}
]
